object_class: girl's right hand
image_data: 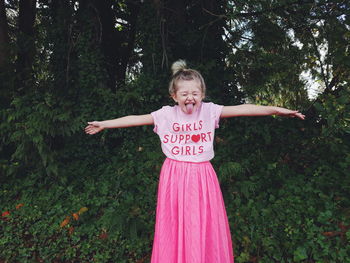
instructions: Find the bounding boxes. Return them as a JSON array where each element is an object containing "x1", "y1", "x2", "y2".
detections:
[{"x1": 85, "y1": 121, "x2": 105, "y2": 135}]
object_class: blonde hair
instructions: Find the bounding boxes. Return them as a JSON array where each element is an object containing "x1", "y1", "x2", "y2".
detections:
[{"x1": 168, "y1": 60, "x2": 206, "y2": 97}]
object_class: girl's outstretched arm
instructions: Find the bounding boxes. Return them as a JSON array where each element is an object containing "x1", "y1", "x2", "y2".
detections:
[
  {"x1": 85, "y1": 114, "x2": 154, "y2": 135},
  {"x1": 221, "y1": 104, "x2": 305, "y2": 120}
]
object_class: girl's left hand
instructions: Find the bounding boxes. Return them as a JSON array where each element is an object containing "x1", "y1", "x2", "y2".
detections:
[{"x1": 276, "y1": 108, "x2": 305, "y2": 120}]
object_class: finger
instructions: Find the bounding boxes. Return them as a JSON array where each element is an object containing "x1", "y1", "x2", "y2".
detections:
[
  {"x1": 297, "y1": 113, "x2": 305, "y2": 120},
  {"x1": 85, "y1": 127, "x2": 96, "y2": 134},
  {"x1": 86, "y1": 130, "x2": 96, "y2": 135}
]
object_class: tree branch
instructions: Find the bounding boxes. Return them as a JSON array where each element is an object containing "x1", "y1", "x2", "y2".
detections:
[{"x1": 308, "y1": 27, "x2": 329, "y2": 91}]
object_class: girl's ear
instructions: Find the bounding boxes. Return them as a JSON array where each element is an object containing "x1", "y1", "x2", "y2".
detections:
[{"x1": 172, "y1": 94, "x2": 178, "y2": 103}]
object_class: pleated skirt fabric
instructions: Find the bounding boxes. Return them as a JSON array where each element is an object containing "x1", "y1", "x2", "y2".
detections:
[{"x1": 151, "y1": 158, "x2": 234, "y2": 263}]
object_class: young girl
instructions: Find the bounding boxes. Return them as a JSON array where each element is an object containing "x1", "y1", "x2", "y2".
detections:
[{"x1": 85, "y1": 60, "x2": 305, "y2": 263}]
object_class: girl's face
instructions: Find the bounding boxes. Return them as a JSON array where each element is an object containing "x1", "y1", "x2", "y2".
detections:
[{"x1": 172, "y1": 79, "x2": 204, "y2": 114}]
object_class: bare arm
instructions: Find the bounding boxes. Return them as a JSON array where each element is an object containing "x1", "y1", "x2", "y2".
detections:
[
  {"x1": 85, "y1": 114, "x2": 154, "y2": 135},
  {"x1": 221, "y1": 104, "x2": 305, "y2": 119}
]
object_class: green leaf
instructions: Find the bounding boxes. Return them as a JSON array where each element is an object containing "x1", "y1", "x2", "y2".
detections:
[{"x1": 293, "y1": 247, "x2": 308, "y2": 261}]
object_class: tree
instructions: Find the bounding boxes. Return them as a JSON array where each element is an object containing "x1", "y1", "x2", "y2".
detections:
[
  {"x1": 0, "y1": 0, "x2": 11, "y2": 107},
  {"x1": 16, "y1": 0, "x2": 37, "y2": 94},
  {"x1": 224, "y1": 0, "x2": 349, "y2": 110},
  {"x1": 137, "y1": 0, "x2": 240, "y2": 104},
  {"x1": 0, "y1": 0, "x2": 9, "y2": 70}
]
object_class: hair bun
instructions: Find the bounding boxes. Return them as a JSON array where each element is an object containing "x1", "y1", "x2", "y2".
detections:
[{"x1": 171, "y1": 59, "x2": 187, "y2": 75}]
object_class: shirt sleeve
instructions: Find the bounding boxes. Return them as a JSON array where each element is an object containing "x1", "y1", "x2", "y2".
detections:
[
  {"x1": 150, "y1": 106, "x2": 168, "y2": 134},
  {"x1": 209, "y1": 102, "x2": 224, "y2": 129}
]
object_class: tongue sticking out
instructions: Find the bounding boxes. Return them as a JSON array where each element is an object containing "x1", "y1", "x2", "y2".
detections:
[{"x1": 186, "y1": 103, "x2": 194, "y2": 114}]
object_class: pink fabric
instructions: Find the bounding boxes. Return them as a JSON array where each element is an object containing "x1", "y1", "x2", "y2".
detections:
[
  {"x1": 151, "y1": 158, "x2": 234, "y2": 263},
  {"x1": 151, "y1": 102, "x2": 223, "y2": 162}
]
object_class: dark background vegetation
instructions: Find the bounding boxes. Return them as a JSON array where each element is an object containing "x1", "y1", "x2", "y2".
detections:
[{"x1": 0, "y1": 0, "x2": 349, "y2": 262}]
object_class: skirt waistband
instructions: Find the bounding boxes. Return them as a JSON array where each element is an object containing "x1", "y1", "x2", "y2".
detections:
[{"x1": 165, "y1": 157, "x2": 211, "y2": 165}]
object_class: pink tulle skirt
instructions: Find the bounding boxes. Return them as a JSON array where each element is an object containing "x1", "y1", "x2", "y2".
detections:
[{"x1": 151, "y1": 158, "x2": 234, "y2": 263}]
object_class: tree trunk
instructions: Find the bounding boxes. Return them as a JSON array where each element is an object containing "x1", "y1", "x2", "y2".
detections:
[
  {"x1": 116, "y1": 2, "x2": 140, "y2": 88},
  {"x1": 16, "y1": 0, "x2": 37, "y2": 93},
  {"x1": 0, "y1": 0, "x2": 9, "y2": 69},
  {"x1": 92, "y1": 0, "x2": 140, "y2": 92}
]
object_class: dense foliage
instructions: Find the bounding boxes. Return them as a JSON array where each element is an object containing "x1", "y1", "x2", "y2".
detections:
[{"x1": 0, "y1": 0, "x2": 349, "y2": 262}]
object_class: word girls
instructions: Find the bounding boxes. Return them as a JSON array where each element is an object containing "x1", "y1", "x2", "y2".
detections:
[{"x1": 162, "y1": 120, "x2": 213, "y2": 156}]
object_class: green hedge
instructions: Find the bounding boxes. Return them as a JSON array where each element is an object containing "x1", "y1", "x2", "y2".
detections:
[{"x1": 1, "y1": 83, "x2": 349, "y2": 262}]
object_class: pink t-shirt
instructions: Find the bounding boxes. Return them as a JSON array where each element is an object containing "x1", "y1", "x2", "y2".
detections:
[{"x1": 151, "y1": 102, "x2": 223, "y2": 162}]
